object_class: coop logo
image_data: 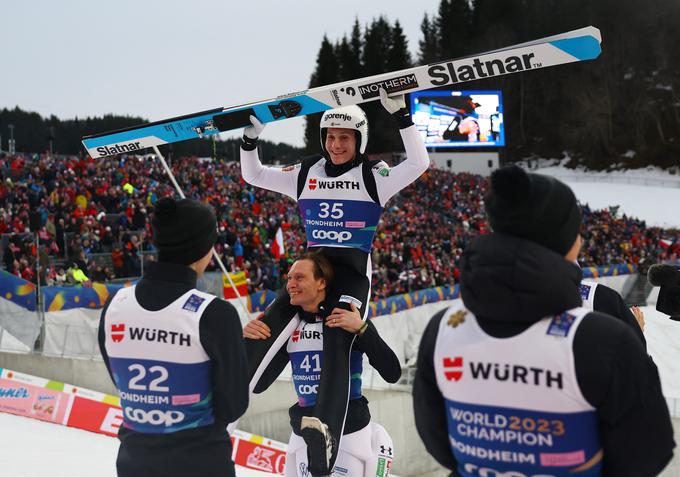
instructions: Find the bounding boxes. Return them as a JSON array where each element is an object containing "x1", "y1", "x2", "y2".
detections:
[
  {"x1": 442, "y1": 356, "x2": 563, "y2": 389},
  {"x1": 312, "y1": 230, "x2": 352, "y2": 243},
  {"x1": 428, "y1": 53, "x2": 537, "y2": 86},
  {"x1": 297, "y1": 384, "x2": 319, "y2": 395},
  {"x1": 124, "y1": 407, "x2": 184, "y2": 427},
  {"x1": 463, "y1": 463, "x2": 552, "y2": 477},
  {"x1": 358, "y1": 74, "x2": 419, "y2": 99},
  {"x1": 111, "y1": 324, "x2": 126, "y2": 343}
]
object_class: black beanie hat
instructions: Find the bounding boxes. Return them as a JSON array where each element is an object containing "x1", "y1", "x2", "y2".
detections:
[
  {"x1": 484, "y1": 165, "x2": 582, "y2": 256},
  {"x1": 151, "y1": 197, "x2": 217, "y2": 266}
]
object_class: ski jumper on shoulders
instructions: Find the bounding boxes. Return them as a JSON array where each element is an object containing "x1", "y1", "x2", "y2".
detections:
[{"x1": 240, "y1": 103, "x2": 429, "y2": 472}]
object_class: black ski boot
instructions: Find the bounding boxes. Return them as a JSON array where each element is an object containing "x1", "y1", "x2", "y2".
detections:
[{"x1": 300, "y1": 416, "x2": 337, "y2": 477}]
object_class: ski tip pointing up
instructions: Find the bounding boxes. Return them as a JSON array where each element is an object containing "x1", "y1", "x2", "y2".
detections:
[{"x1": 82, "y1": 26, "x2": 602, "y2": 160}]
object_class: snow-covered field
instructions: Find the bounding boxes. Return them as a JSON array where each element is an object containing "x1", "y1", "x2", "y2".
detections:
[
  {"x1": 530, "y1": 162, "x2": 680, "y2": 228},
  {"x1": 0, "y1": 412, "x2": 272, "y2": 477}
]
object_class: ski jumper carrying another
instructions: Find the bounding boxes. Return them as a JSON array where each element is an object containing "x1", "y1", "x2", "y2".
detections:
[
  {"x1": 240, "y1": 89, "x2": 429, "y2": 475},
  {"x1": 244, "y1": 253, "x2": 401, "y2": 477}
]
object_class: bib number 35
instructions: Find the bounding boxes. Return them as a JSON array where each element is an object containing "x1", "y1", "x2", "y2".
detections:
[{"x1": 318, "y1": 202, "x2": 344, "y2": 219}]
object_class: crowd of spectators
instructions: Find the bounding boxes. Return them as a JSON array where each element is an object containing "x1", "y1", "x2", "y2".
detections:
[{"x1": 1, "y1": 151, "x2": 679, "y2": 300}]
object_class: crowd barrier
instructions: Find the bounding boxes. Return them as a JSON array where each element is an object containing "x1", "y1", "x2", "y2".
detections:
[
  {"x1": 0, "y1": 368, "x2": 289, "y2": 474},
  {"x1": 0, "y1": 263, "x2": 638, "y2": 360}
]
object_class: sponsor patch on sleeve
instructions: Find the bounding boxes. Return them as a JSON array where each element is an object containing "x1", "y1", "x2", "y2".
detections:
[
  {"x1": 546, "y1": 312, "x2": 577, "y2": 337},
  {"x1": 280, "y1": 163, "x2": 301, "y2": 172},
  {"x1": 372, "y1": 162, "x2": 391, "y2": 177},
  {"x1": 182, "y1": 294, "x2": 206, "y2": 312},
  {"x1": 339, "y1": 295, "x2": 363, "y2": 309}
]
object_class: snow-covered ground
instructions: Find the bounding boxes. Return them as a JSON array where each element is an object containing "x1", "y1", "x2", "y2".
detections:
[
  {"x1": 0, "y1": 412, "x2": 272, "y2": 477},
  {"x1": 529, "y1": 162, "x2": 680, "y2": 228}
]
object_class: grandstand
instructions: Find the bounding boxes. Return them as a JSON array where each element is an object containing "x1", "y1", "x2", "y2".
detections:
[{"x1": 2, "y1": 151, "x2": 679, "y2": 299}]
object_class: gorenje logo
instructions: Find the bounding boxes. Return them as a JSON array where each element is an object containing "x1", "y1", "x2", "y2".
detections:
[
  {"x1": 308, "y1": 178, "x2": 317, "y2": 190},
  {"x1": 111, "y1": 324, "x2": 125, "y2": 343},
  {"x1": 312, "y1": 230, "x2": 352, "y2": 243},
  {"x1": 443, "y1": 356, "x2": 563, "y2": 389},
  {"x1": 443, "y1": 357, "x2": 464, "y2": 381},
  {"x1": 124, "y1": 407, "x2": 184, "y2": 427},
  {"x1": 428, "y1": 53, "x2": 537, "y2": 86},
  {"x1": 324, "y1": 113, "x2": 352, "y2": 122},
  {"x1": 128, "y1": 327, "x2": 191, "y2": 347}
]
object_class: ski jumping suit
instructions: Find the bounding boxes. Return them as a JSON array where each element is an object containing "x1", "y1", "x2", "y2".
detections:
[
  {"x1": 99, "y1": 262, "x2": 249, "y2": 477},
  {"x1": 240, "y1": 123, "x2": 429, "y2": 464},
  {"x1": 253, "y1": 308, "x2": 401, "y2": 477}
]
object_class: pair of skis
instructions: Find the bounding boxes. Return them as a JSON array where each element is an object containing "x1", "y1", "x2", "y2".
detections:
[{"x1": 82, "y1": 26, "x2": 601, "y2": 158}]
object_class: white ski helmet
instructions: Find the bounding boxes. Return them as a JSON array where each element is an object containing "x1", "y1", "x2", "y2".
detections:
[{"x1": 319, "y1": 105, "x2": 369, "y2": 155}]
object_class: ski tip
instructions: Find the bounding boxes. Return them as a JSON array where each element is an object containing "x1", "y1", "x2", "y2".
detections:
[{"x1": 551, "y1": 34, "x2": 602, "y2": 61}]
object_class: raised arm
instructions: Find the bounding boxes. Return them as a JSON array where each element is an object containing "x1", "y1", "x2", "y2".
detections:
[
  {"x1": 240, "y1": 116, "x2": 300, "y2": 200},
  {"x1": 373, "y1": 89, "x2": 430, "y2": 205}
]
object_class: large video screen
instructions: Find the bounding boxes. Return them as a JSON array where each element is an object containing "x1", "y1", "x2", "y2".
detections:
[{"x1": 410, "y1": 90, "x2": 505, "y2": 148}]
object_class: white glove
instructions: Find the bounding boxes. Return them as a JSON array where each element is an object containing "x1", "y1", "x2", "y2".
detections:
[
  {"x1": 244, "y1": 115, "x2": 266, "y2": 140},
  {"x1": 379, "y1": 88, "x2": 406, "y2": 115}
]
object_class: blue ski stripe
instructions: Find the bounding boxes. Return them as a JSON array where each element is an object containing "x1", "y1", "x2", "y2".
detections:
[
  {"x1": 84, "y1": 96, "x2": 334, "y2": 150},
  {"x1": 550, "y1": 36, "x2": 601, "y2": 61}
]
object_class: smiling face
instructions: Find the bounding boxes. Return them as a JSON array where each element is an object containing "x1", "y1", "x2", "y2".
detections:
[
  {"x1": 325, "y1": 127, "x2": 357, "y2": 165},
  {"x1": 286, "y1": 259, "x2": 327, "y2": 311}
]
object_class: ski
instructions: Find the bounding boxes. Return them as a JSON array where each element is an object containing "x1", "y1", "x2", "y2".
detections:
[{"x1": 82, "y1": 26, "x2": 601, "y2": 159}]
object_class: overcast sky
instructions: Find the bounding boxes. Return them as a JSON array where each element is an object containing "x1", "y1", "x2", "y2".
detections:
[{"x1": 1, "y1": 0, "x2": 441, "y2": 147}]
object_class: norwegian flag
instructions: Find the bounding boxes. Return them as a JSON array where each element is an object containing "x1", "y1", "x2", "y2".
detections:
[
  {"x1": 271, "y1": 227, "x2": 285, "y2": 259},
  {"x1": 659, "y1": 238, "x2": 674, "y2": 249}
]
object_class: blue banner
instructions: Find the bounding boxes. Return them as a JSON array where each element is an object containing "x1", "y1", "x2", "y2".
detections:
[{"x1": 1, "y1": 262, "x2": 643, "y2": 314}]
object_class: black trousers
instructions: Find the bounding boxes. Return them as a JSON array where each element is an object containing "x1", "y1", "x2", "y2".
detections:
[
  {"x1": 246, "y1": 248, "x2": 371, "y2": 468},
  {"x1": 116, "y1": 423, "x2": 235, "y2": 477}
]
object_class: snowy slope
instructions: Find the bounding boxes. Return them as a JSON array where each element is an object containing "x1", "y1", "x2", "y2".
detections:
[
  {"x1": 530, "y1": 163, "x2": 680, "y2": 228},
  {"x1": 0, "y1": 412, "x2": 273, "y2": 477}
]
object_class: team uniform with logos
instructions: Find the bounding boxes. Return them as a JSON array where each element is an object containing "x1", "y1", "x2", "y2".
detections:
[
  {"x1": 433, "y1": 303, "x2": 602, "y2": 477},
  {"x1": 413, "y1": 233, "x2": 674, "y2": 477},
  {"x1": 240, "y1": 123, "x2": 428, "y2": 458},
  {"x1": 98, "y1": 262, "x2": 249, "y2": 477},
  {"x1": 252, "y1": 308, "x2": 401, "y2": 477}
]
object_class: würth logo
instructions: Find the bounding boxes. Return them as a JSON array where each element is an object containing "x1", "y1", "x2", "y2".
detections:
[
  {"x1": 292, "y1": 330, "x2": 300, "y2": 342},
  {"x1": 111, "y1": 324, "x2": 126, "y2": 343},
  {"x1": 308, "y1": 178, "x2": 317, "y2": 190},
  {"x1": 443, "y1": 357, "x2": 463, "y2": 381}
]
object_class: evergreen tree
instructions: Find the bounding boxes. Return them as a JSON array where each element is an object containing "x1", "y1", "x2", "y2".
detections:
[
  {"x1": 304, "y1": 35, "x2": 340, "y2": 153},
  {"x1": 362, "y1": 16, "x2": 392, "y2": 76},
  {"x1": 418, "y1": 13, "x2": 440, "y2": 63},
  {"x1": 387, "y1": 20, "x2": 412, "y2": 71},
  {"x1": 438, "y1": 0, "x2": 473, "y2": 59}
]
